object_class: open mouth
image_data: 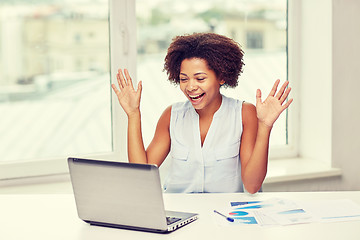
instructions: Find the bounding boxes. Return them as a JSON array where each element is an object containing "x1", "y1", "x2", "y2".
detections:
[{"x1": 189, "y1": 93, "x2": 205, "y2": 100}]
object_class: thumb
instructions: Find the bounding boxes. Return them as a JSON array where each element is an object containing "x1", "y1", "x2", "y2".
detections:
[
  {"x1": 137, "y1": 81, "x2": 143, "y2": 96},
  {"x1": 256, "y1": 89, "x2": 262, "y2": 105}
]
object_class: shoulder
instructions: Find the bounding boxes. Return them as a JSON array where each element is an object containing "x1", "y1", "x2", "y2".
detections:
[
  {"x1": 160, "y1": 105, "x2": 172, "y2": 123},
  {"x1": 159, "y1": 101, "x2": 190, "y2": 125},
  {"x1": 222, "y1": 95, "x2": 243, "y2": 108},
  {"x1": 171, "y1": 100, "x2": 192, "y2": 113},
  {"x1": 169, "y1": 101, "x2": 193, "y2": 122},
  {"x1": 154, "y1": 105, "x2": 172, "y2": 131},
  {"x1": 241, "y1": 102, "x2": 257, "y2": 125}
]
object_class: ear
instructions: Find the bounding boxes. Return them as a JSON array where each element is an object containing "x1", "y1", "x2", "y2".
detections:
[{"x1": 219, "y1": 80, "x2": 225, "y2": 86}]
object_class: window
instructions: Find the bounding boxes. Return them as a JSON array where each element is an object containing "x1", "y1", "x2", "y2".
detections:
[
  {"x1": 0, "y1": 0, "x2": 118, "y2": 179},
  {"x1": 135, "y1": 0, "x2": 289, "y2": 150},
  {"x1": 0, "y1": 0, "x2": 294, "y2": 180},
  {"x1": 247, "y1": 31, "x2": 264, "y2": 49}
]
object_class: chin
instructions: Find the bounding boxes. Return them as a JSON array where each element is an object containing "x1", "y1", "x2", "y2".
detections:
[{"x1": 192, "y1": 103, "x2": 205, "y2": 111}]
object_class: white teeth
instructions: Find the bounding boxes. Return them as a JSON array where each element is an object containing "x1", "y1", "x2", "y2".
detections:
[{"x1": 189, "y1": 93, "x2": 204, "y2": 99}]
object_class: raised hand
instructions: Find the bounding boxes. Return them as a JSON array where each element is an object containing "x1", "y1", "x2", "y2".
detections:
[
  {"x1": 111, "y1": 69, "x2": 142, "y2": 117},
  {"x1": 256, "y1": 79, "x2": 293, "y2": 128}
]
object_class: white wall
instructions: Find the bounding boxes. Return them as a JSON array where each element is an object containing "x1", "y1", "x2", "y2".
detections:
[
  {"x1": 265, "y1": 0, "x2": 360, "y2": 191},
  {"x1": 331, "y1": 0, "x2": 360, "y2": 190}
]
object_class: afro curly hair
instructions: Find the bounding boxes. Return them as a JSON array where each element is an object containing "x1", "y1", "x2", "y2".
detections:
[{"x1": 164, "y1": 32, "x2": 245, "y2": 88}]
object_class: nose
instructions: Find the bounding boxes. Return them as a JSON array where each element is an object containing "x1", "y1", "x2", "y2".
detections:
[{"x1": 187, "y1": 79, "x2": 198, "y2": 91}]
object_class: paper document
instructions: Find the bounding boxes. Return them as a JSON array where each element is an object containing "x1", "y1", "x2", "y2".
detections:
[
  {"x1": 301, "y1": 199, "x2": 360, "y2": 223},
  {"x1": 214, "y1": 197, "x2": 360, "y2": 227}
]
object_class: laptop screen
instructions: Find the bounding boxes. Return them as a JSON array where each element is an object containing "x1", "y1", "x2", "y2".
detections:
[{"x1": 68, "y1": 158, "x2": 169, "y2": 230}]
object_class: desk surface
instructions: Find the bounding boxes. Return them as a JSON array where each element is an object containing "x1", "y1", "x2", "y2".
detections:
[{"x1": 1, "y1": 191, "x2": 360, "y2": 240}]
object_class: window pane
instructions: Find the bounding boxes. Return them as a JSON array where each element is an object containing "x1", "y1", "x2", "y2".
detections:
[
  {"x1": 136, "y1": 0, "x2": 287, "y2": 146},
  {"x1": 0, "y1": 1, "x2": 112, "y2": 163}
]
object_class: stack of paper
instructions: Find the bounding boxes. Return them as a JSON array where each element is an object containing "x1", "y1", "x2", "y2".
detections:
[{"x1": 215, "y1": 198, "x2": 360, "y2": 226}]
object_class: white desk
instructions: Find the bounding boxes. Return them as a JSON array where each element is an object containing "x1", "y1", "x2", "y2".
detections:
[{"x1": 1, "y1": 191, "x2": 360, "y2": 240}]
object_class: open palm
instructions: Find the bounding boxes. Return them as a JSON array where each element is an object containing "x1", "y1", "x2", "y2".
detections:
[
  {"x1": 256, "y1": 80, "x2": 293, "y2": 127},
  {"x1": 111, "y1": 69, "x2": 142, "y2": 116}
]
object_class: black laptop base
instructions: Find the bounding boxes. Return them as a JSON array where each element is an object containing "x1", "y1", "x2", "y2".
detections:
[
  {"x1": 85, "y1": 218, "x2": 197, "y2": 234},
  {"x1": 85, "y1": 220, "x2": 170, "y2": 234}
]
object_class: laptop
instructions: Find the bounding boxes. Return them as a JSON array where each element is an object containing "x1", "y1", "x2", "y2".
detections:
[{"x1": 67, "y1": 157, "x2": 198, "y2": 233}]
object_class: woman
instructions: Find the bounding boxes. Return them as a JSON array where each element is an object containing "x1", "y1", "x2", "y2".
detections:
[{"x1": 111, "y1": 32, "x2": 293, "y2": 194}]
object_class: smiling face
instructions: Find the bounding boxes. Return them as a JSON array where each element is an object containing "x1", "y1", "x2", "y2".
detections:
[{"x1": 179, "y1": 58, "x2": 225, "y2": 114}]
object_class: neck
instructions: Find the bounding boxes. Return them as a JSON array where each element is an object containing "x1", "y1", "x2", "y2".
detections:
[{"x1": 195, "y1": 94, "x2": 223, "y2": 118}]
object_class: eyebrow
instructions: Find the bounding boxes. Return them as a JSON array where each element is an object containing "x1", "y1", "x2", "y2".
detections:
[{"x1": 180, "y1": 72, "x2": 208, "y2": 77}]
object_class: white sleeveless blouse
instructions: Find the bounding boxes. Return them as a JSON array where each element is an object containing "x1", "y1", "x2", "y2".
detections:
[{"x1": 163, "y1": 95, "x2": 244, "y2": 193}]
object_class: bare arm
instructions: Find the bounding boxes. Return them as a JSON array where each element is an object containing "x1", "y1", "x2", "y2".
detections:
[
  {"x1": 146, "y1": 106, "x2": 171, "y2": 166},
  {"x1": 111, "y1": 69, "x2": 170, "y2": 166},
  {"x1": 240, "y1": 80, "x2": 293, "y2": 193},
  {"x1": 127, "y1": 107, "x2": 171, "y2": 166},
  {"x1": 240, "y1": 104, "x2": 271, "y2": 194}
]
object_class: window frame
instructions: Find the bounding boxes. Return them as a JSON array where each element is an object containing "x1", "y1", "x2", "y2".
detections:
[
  {"x1": 0, "y1": 0, "x2": 135, "y2": 180},
  {"x1": 0, "y1": 0, "x2": 304, "y2": 181},
  {"x1": 268, "y1": 0, "x2": 299, "y2": 160},
  {"x1": 130, "y1": 0, "x2": 298, "y2": 160}
]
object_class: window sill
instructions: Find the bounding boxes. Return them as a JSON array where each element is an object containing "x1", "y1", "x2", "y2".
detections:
[
  {"x1": 265, "y1": 158, "x2": 342, "y2": 184},
  {"x1": 0, "y1": 158, "x2": 342, "y2": 193},
  {"x1": 0, "y1": 174, "x2": 72, "y2": 194}
]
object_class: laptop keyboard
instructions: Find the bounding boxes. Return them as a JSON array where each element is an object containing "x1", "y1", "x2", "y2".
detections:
[{"x1": 166, "y1": 217, "x2": 181, "y2": 225}]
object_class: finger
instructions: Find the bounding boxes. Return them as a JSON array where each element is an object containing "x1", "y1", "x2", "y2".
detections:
[
  {"x1": 124, "y1": 69, "x2": 134, "y2": 89},
  {"x1": 275, "y1": 80, "x2": 289, "y2": 100},
  {"x1": 269, "y1": 79, "x2": 280, "y2": 97},
  {"x1": 111, "y1": 83, "x2": 121, "y2": 96},
  {"x1": 279, "y1": 87, "x2": 292, "y2": 104},
  {"x1": 116, "y1": 69, "x2": 123, "y2": 88},
  {"x1": 137, "y1": 81, "x2": 143, "y2": 99},
  {"x1": 256, "y1": 89, "x2": 262, "y2": 105},
  {"x1": 117, "y1": 69, "x2": 126, "y2": 89},
  {"x1": 281, "y1": 98, "x2": 293, "y2": 111},
  {"x1": 137, "y1": 81, "x2": 142, "y2": 92}
]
